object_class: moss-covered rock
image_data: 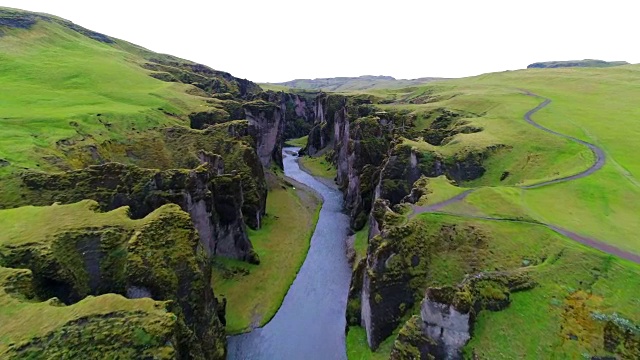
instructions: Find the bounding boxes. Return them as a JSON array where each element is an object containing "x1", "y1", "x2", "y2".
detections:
[
  {"x1": 603, "y1": 317, "x2": 640, "y2": 359},
  {"x1": 0, "y1": 203, "x2": 227, "y2": 359},
  {"x1": 15, "y1": 160, "x2": 257, "y2": 263},
  {"x1": 189, "y1": 108, "x2": 232, "y2": 129},
  {"x1": 388, "y1": 271, "x2": 535, "y2": 360},
  {"x1": 421, "y1": 109, "x2": 481, "y2": 146},
  {"x1": 359, "y1": 202, "x2": 541, "y2": 350},
  {"x1": 141, "y1": 60, "x2": 261, "y2": 99},
  {"x1": 390, "y1": 315, "x2": 437, "y2": 360}
]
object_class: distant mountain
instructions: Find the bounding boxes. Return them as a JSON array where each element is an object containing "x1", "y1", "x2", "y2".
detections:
[
  {"x1": 266, "y1": 75, "x2": 446, "y2": 92},
  {"x1": 527, "y1": 59, "x2": 629, "y2": 69}
]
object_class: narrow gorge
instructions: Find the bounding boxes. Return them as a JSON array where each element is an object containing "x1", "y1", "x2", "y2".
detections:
[
  {"x1": 1, "y1": 7, "x2": 639, "y2": 360},
  {"x1": 228, "y1": 148, "x2": 351, "y2": 359}
]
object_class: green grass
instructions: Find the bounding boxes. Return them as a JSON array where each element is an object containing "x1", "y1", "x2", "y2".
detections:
[
  {"x1": 406, "y1": 213, "x2": 640, "y2": 358},
  {"x1": 347, "y1": 326, "x2": 396, "y2": 360},
  {"x1": 353, "y1": 224, "x2": 369, "y2": 265},
  {"x1": 299, "y1": 155, "x2": 337, "y2": 180},
  {"x1": 466, "y1": 243, "x2": 640, "y2": 359},
  {"x1": 369, "y1": 65, "x2": 640, "y2": 256},
  {"x1": 211, "y1": 183, "x2": 321, "y2": 333},
  {"x1": 257, "y1": 83, "x2": 290, "y2": 92},
  {"x1": 285, "y1": 135, "x2": 308, "y2": 147},
  {"x1": 0, "y1": 200, "x2": 135, "y2": 245},
  {"x1": 414, "y1": 175, "x2": 468, "y2": 206},
  {"x1": 439, "y1": 186, "x2": 536, "y2": 222},
  {"x1": 269, "y1": 75, "x2": 445, "y2": 92},
  {"x1": 0, "y1": 11, "x2": 208, "y2": 176}
]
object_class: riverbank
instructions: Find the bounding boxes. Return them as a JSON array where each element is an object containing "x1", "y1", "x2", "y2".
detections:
[
  {"x1": 298, "y1": 155, "x2": 339, "y2": 190},
  {"x1": 212, "y1": 173, "x2": 321, "y2": 334},
  {"x1": 228, "y1": 148, "x2": 352, "y2": 360}
]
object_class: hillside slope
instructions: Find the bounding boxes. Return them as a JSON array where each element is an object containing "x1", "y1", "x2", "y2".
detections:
[
  {"x1": 0, "y1": 7, "x2": 261, "y2": 177},
  {"x1": 527, "y1": 59, "x2": 629, "y2": 68},
  {"x1": 0, "y1": 7, "x2": 317, "y2": 359},
  {"x1": 296, "y1": 65, "x2": 640, "y2": 359},
  {"x1": 265, "y1": 75, "x2": 445, "y2": 92}
]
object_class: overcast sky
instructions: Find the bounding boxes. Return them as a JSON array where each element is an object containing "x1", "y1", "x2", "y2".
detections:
[{"x1": 2, "y1": 1, "x2": 637, "y2": 82}]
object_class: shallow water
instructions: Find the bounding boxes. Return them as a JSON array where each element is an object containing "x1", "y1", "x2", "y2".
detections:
[{"x1": 227, "y1": 147, "x2": 351, "y2": 360}]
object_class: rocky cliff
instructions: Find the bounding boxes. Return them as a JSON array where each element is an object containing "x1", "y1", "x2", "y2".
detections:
[
  {"x1": 0, "y1": 7, "x2": 319, "y2": 359},
  {"x1": 0, "y1": 202, "x2": 226, "y2": 359},
  {"x1": 389, "y1": 272, "x2": 535, "y2": 359},
  {"x1": 16, "y1": 159, "x2": 258, "y2": 264},
  {"x1": 297, "y1": 92, "x2": 525, "y2": 355}
]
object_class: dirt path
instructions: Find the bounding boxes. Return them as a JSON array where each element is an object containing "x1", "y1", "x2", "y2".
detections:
[{"x1": 411, "y1": 91, "x2": 640, "y2": 264}]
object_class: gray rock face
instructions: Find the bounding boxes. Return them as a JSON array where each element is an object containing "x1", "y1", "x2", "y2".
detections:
[
  {"x1": 283, "y1": 93, "x2": 318, "y2": 140},
  {"x1": 126, "y1": 285, "x2": 153, "y2": 299},
  {"x1": 359, "y1": 232, "x2": 414, "y2": 350},
  {"x1": 19, "y1": 160, "x2": 258, "y2": 264},
  {"x1": 361, "y1": 270, "x2": 374, "y2": 346},
  {"x1": 244, "y1": 100, "x2": 286, "y2": 168},
  {"x1": 420, "y1": 297, "x2": 471, "y2": 360}
]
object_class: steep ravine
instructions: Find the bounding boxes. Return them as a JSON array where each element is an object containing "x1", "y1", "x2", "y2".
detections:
[{"x1": 227, "y1": 147, "x2": 352, "y2": 359}]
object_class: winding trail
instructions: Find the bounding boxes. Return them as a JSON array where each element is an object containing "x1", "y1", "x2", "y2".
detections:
[{"x1": 412, "y1": 92, "x2": 640, "y2": 264}]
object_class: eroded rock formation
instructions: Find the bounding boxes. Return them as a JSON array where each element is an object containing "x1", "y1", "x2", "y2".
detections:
[
  {"x1": 18, "y1": 160, "x2": 258, "y2": 263},
  {"x1": 0, "y1": 203, "x2": 226, "y2": 359}
]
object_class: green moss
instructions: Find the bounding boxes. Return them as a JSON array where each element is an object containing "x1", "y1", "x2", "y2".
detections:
[
  {"x1": 211, "y1": 181, "x2": 321, "y2": 333},
  {"x1": 347, "y1": 325, "x2": 397, "y2": 360},
  {"x1": 0, "y1": 202, "x2": 225, "y2": 359},
  {"x1": 390, "y1": 316, "x2": 435, "y2": 360}
]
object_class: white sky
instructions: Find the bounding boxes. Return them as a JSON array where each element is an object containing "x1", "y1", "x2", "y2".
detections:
[{"x1": 2, "y1": 0, "x2": 638, "y2": 82}]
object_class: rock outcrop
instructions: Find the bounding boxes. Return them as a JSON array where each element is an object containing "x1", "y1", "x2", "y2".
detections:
[
  {"x1": 282, "y1": 92, "x2": 318, "y2": 140},
  {"x1": 243, "y1": 100, "x2": 286, "y2": 168},
  {"x1": 18, "y1": 160, "x2": 258, "y2": 264},
  {"x1": 296, "y1": 93, "x2": 511, "y2": 352},
  {"x1": 0, "y1": 202, "x2": 227, "y2": 359},
  {"x1": 390, "y1": 272, "x2": 535, "y2": 359}
]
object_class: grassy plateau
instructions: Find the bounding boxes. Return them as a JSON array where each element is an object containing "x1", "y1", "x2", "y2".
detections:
[{"x1": 345, "y1": 65, "x2": 640, "y2": 359}]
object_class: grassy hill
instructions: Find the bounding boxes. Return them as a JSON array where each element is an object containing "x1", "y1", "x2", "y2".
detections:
[
  {"x1": 527, "y1": 59, "x2": 629, "y2": 69},
  {"x1": 264, "y1": 75, "x2": 445, "y2": 92},
  {"x1": 0, "y1": 7, "x2": 320, "y2": 358},
  {"x1": 373, "y1": 65, "x2": 640, "y2": 255},
  {"x1": 342, "y1": 65, "x2": 640, "y2": 359},
  {"x1": 0, "y1": 7, "x2": 259, "y2": 179}
]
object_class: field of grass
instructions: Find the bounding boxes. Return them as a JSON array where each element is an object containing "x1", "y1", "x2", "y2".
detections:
[
  {"x1": 285, "y1": 135, "x2": 308, "y2": 147},
  {"x1": 299, "y1": 155, "x2": 337, "y2": 180},
  {"x1": 412, "y1": 175, "x2": 468, "y2": 206},
  {"x1": 370, "y1": 65, "x2": 640, "y2": 257},
  {"x1": 268, "y1": 75, "x2": 444, "y2": 92},
  {"x1": 0, "y1": 17, "x2": 206, "y2": 177},
  {"x1": 437, "y1": 186, "x2": 537, "y2": 222},
  {"x1": 258, "y1": 83, "x2": 291, "y2": 92},
  {"x1": 0, "y1": 200, "x2": 135, "y2": 245},
  {"x1": 408, "y1": 213, "x2": 640, "y2": 358},
  {"x1": 211, "y1": 182, "x2": 321, "y2": 334},
  {"x1": 346, "y1": 326, "x2": 396, "y2": 360}
]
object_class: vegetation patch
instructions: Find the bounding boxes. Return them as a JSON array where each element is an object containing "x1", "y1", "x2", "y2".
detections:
[
  {"x1": 0, "y1": 201, "x2": 226, "y2": 358},
  {"x1": 299, "y1": 155, "x2": 337, "y2": 181},
  {"x1": 285, "y1": 135, "x2": 308, "y2": 148},
  {"x1": 211, "y1": 178, "x2": 321, "y2": 333}
]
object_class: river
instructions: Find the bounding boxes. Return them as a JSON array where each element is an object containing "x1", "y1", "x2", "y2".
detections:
[{"x1": 227, "y1": 147, "x2": 352, "y2": 360}]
